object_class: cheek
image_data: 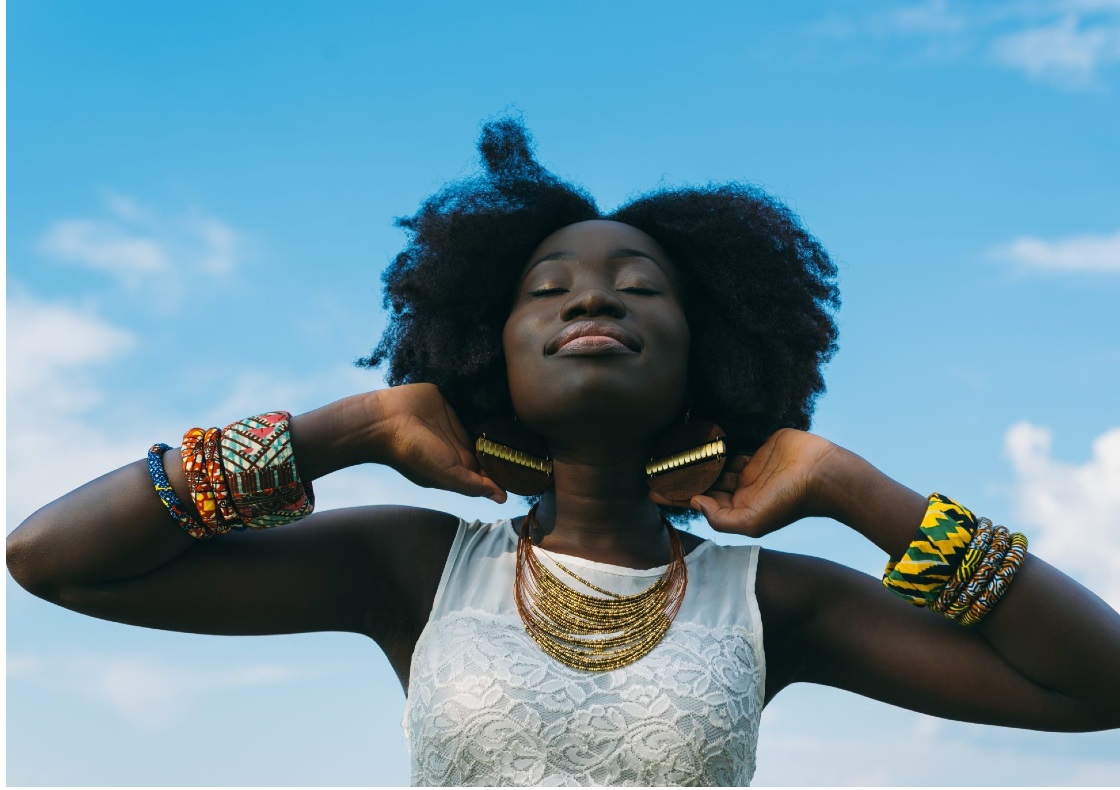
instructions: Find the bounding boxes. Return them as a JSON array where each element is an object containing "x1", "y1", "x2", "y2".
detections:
[
  {"x1": 502, "y1": 312, "x2": 541, "y2": 389},
  {"x1": 652, "y1": 308, "x2": 691, "y2": 368},
  {"x1": 501, "y1": 312, "x2": 532, "y2": 364}
]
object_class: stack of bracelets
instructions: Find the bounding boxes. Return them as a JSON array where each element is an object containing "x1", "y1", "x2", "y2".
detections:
[
  {"x1": 146, "y1": 411, "x2": 315, "y2": 538},
  {"x1": 882, "y1": 493, "x2": 1029, "y2": 626}
]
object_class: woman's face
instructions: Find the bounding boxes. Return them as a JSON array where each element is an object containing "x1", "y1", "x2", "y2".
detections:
[{"x1": 503, "y1": 220, "x2": 691, "y2": 448}]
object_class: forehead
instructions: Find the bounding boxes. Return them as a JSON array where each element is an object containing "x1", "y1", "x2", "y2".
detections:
[{"x1": 522, "y1": 220, "x2": 678, "y2": 281}]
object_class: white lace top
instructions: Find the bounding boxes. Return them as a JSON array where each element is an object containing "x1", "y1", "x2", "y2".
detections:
[{"x1": 403, "y1": 518, "x2": 766, "y2": 786}]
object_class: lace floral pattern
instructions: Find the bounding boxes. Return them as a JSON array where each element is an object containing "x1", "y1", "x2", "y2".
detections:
[{"x1": 405, "y1": 609, "x2": 763, "y2": 786}]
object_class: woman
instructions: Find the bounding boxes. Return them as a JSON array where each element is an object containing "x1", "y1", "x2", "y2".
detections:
[{"x1": 8, "y1": 118, "x2": 1120, "y2": 786}]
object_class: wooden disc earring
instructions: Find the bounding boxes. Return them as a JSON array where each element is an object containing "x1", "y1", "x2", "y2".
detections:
[
  {"x1": 474, "y1": 417, "x2": 554, "y2": 496},
  {"x1": 646, "y1": 419, "x2": 728, "y2": 501}
]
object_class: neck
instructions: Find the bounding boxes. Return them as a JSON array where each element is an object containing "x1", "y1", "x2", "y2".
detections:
[{"x1": 526, "y1": 446, "x2": 673, "y2": 568}]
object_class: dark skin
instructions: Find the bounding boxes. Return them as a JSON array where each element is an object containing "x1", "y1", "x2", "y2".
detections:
[{"x1": 7, "y1": 220, "x2": 1120, "y2": 736}]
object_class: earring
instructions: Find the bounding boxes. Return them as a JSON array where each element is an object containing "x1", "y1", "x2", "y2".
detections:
[
  {"x1": 646, "y1": 417, "x2": 728, "y2": 501},
  {"x1": 474, "y1": 417, "x2": 553, "y2": 496}
]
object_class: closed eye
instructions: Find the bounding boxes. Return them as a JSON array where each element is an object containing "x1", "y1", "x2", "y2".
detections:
[
  {"x1": 528, "y1": 287, "x2": 568, "y2": 297},
  {"x1": 620, "y1": 287, "x2": 661, "y2": 295}
]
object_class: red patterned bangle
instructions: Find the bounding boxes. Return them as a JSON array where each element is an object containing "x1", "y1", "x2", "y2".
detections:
[
  {"x1": 202, "y1": 427, "x2": 239, "y2": 531},
  {"x1": 219, "y1": 411, "x2": 315, "y2": 529}
]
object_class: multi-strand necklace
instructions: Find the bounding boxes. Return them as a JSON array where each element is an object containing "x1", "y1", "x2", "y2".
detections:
[{"x1": 514, "y1": 505, "x2": 688, "y2": 672}]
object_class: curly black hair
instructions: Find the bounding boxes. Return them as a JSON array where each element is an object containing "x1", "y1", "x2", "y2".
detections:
[{"x1": 361, "y1": 117, "x2": 839, "y2": 511}]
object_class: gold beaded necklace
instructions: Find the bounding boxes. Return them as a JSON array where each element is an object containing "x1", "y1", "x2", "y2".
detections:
[{"x1": 514, "y1": 505, "x2": 688, "y2": 672}]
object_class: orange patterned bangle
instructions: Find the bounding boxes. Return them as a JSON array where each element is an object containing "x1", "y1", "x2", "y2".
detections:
[{"x1": 182, "y1": 428, "x2": 225, "y2": 533}]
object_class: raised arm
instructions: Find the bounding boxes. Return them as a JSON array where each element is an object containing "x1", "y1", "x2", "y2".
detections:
[
  {"x1": 6, "y1": 384, "x2": 505, "y2": 680},
  {"x1": 665, "y1": 429, "x2": 1120, "y2": 731}
]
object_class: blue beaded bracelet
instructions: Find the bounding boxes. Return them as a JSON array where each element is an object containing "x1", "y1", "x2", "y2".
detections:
[{"x1": 147, "y1": 443, "x2": 210, "y2": 539}]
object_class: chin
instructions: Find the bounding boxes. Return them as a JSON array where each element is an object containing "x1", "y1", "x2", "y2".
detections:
[{"x1": 516, "y1": 376, "x2": 682, "y2": 442}]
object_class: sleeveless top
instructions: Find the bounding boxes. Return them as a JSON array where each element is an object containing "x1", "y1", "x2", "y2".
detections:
[{"x1": 403, "y1": 518, "x2": 766, "y2": 786}]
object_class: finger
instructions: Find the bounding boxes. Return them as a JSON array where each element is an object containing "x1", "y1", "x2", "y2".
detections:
[
  {"x1": 445, "y1": 406, "x2": 475, "y2": 457},
  {"x1": 708, "y1": 470, "x2": 741, "y2": 494},
  {"x1": 443, "y1": 465, "x2": 507, "y2": 502},
  {"x1": 437, "y1": 401, "x2": 481, "y2": 471},
  {"x1": 689, "y1": 494, "x2": 719, "y2": 520},
  {"x1": 726, "y1": 455, "x2": 750, "y2": 474},
  {"x1": 691, "y1": 498, "x2": 742, "y2": 532},
  {"x1": 475, "y1": 472, "x2": 508, "y2": 503},
  {"x1": 699, "y1": 490, "x2": 733, "y2": 510}
]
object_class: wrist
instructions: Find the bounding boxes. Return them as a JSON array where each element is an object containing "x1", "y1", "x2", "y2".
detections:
[
  {"x1": 289, "y1": 391, "x2": 387, "y2": 480},
  {"x1": 813, "y1": 444, "x2": 927, "y2": 557}
]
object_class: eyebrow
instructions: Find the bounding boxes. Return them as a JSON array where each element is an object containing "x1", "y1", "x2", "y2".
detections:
[{"x1": 526, "y1": 247, "x2": 666, "y2": 273}]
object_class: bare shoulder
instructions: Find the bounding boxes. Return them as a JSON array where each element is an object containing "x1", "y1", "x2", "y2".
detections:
[
  {"x1": 753, "y1": 547, "x2": 874, "y2": 702},
  {"x1": 755, "y1": 547, "x2": 855, "y2": 624}
]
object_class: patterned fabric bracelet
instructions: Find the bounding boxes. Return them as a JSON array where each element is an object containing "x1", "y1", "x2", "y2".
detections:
[
  {"x1": 220, "y1": 411, "x2": 315, "y2": 529},
  {"x1": 942, "y1": 524, "x2": 1012, "y2": 621},
  {"x1": 181, "y1": 428, "x2": 228, "y2": 534},
  {"x1": 930, "y1": 517, "x2": 993, "y2": 615},
  {"x1": 960, "y1": 533, "x2": 1029, "y2": 626},
  {"x1": 202, "y1": 427, "x2": 240, "y2": 529},
  {"x1": 147, "y1": 443, "x2": 211, "y2": 539},
  {"x1": 882, "y1": 493, "x2": 978, "y2": 606}
]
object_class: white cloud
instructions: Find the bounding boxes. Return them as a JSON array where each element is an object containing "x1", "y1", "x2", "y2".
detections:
[
  {"x1": 8, "y1": 651, "x2": 300, "y2": 728},
  {"x1": 36, "y1": 191, "x2": 243, "y2": 289},
  {"x1": 808, "y1": 0, "x2": 969, "y2": 41},
  {"x1": 755, "y1": 722, "x2": 1120, "y2": 784},
  {"x1": 889, "y1": 0, "x2": 969, "y2": 35},
  {"x1": 810, "y1": 1, "x2": 1120, "y2": 90},
  {"x1": 38, "y1": 219, "x2": 171, "y2": 278},
  {"x1": 1061, "y1": 0, "x2": 1120, "y2": 15},
  {"x1": 6, "y1": 293, "x2": 136, "y2": 409},
  {"x1": 5, "y1": 294, "x2": 151, "y2": 529},
  {"x1": 990, "y1": 229, "x2": 1120, "y2": 273},
  {"x1": 2, "y1": 296, "x2": 410, "y2": 528},
  {"x1": 991, "y1": 13, "x2": 1120, "y2": 88},
  {"x1": 1005, "y1": 422, "x2": 1120, "y2": 609}
]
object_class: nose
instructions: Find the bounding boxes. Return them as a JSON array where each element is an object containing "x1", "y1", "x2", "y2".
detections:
[{"x1": 559, "y1": 284, "x2": 626, "y2": 320}]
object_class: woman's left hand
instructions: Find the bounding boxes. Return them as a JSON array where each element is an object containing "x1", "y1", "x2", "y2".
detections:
[{"x1": 649, "y1": 428, "x2": 839, "y2": 538}]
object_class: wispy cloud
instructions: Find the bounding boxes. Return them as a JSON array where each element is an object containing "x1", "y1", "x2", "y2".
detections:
[
  {"x1": 8, "y1": 651, "x2": 300, "y2": 728},
  {"x1": 37, "y1": 191, "x2": 243, "y2": 291},
  {"x1": 38, "y1": 219, "x2": 171, "y2": 277},
  {"x1": 810, "y1": 1, "x2": 1120, "y2": 90},
  {"x1": 2, "y1": 292, "x2": 403, "y2": 528},
  {"x1": 991, "y1": 13, "x2": 1120, "y2": 88},
  {"x1": 890, "y1": 0, "x2": 969, "y2": 35},
  {"x1": 6, "y1": 293, "x2": 136, "y2": 409},
  {"x1": 756, "y1": 699, "x2": 1120, "y2": 784},
  {"x1": 990, "y1": 229, "x2": 1120, "y2": 273},
  {"x1": 1005, "y1": 422, "x2": 1120, "y2": 610},
  {"x1": 5, "y1": 294, "x2": 164, "y2": 530}
]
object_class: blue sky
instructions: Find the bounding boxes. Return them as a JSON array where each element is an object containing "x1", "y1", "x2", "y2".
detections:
[{"x1": 6, "y1": 0, "x2": 1120, "y2": 785}]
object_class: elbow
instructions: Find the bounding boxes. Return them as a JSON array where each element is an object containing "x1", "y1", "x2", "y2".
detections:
[{"x1": 7, "y1": 521, "x2": 63, "y2": 602}]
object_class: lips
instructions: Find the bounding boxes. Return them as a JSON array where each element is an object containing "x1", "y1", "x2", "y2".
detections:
[{"x1": 546, "y1": 321, "x2": 640, "y2": 355}]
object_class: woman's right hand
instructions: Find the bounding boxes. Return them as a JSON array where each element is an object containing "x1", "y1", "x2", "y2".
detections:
[{"x1": 371, "y1": 384, "x2": 507, "y2": 503}]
